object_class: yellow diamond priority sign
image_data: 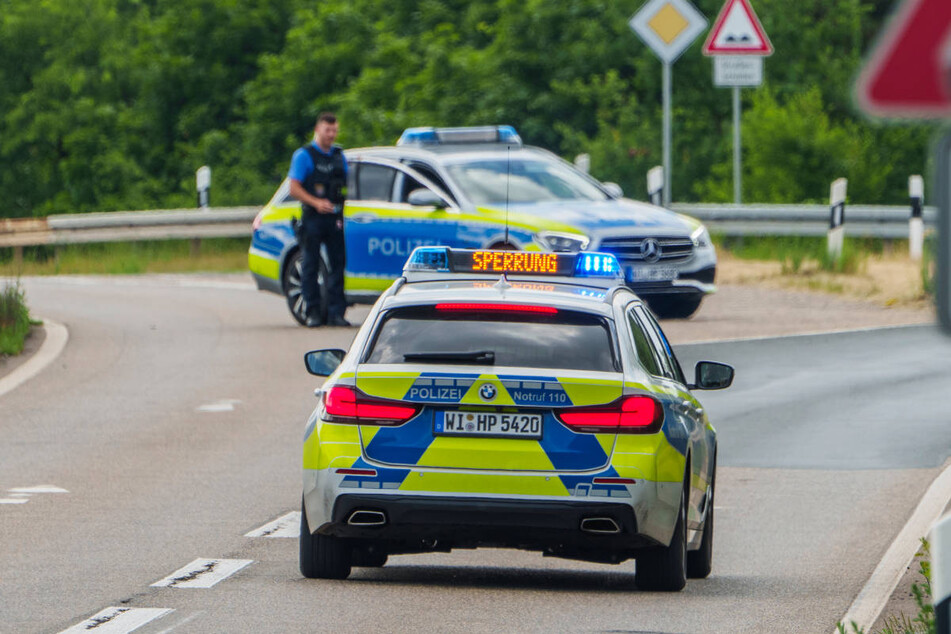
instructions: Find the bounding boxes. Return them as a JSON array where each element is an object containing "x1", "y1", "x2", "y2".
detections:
[{"x1": 630, "y1": 0, "x2": 708, "y2": 64}]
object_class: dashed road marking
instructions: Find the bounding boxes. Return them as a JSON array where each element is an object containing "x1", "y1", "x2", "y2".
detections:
[
  {"x1": 9, "y1": 485, "x2": 68, "y2": 494},
  {"x1": 151, "y1": 558, "x2": 253, "y2": 589},
  {"x1": 0, "y1": 498, "x2": 30, "y2": 504},
  {"x1": 196, "y1": 399, "x2": 241, "y2": 413},
  {"x1": 245, "y1": 511, "x2": 300, "y2": 538},
  {"x1": 58, "y1": 607, "x2": 173, "y2": 634}
]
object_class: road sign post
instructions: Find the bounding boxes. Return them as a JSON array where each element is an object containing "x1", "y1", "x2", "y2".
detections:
[
  {"x1": 828, "y1": 178, "x2": 848, "y2": 261},
  {"x1": 196, "y1": 166, "x2": 211, "y2": 210},
  {"x1": 703, "y1": 0, "x2": 773, "y2": 205},
  {"x1": 856, "y1": 0, "x2": 951, "y2": 334},
  {"x1": 630, "y1": 0, "x2": 708, "y2": 207},
  {"x1": 909, "y1": 175, "x2": 924, "y2": 261}
]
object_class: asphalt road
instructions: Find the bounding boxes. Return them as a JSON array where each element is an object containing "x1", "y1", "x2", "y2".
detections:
[{"x1": 2, "y1": 275, "x2": 950, "y2": 633}]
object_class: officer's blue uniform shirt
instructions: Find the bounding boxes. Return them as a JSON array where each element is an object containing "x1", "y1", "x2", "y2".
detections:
[{"x1": 288, "y1": 142, "x2": 348, "y2": 183}]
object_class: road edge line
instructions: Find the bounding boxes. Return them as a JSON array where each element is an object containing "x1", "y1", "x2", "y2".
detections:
[
  {"x1": 833, "y1": 459, "x2": 951, "y2": 632},
  {"x1": 0, "y1": 318, "x2": 68, "y2": 399}
]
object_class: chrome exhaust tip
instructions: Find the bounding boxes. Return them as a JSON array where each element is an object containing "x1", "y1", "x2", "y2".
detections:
[
  {"x1": 347, "y1": 510, "x2": 387, "y2": 526},
  {"x1": 580, "y1": 517, "x2": 621, "y2": 534}
]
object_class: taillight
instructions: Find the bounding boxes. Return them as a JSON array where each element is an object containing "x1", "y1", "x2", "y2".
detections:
[
  {"x1": 322, "y1": 386, "x2": 419, "y2": 425},
  {"x1": 556, "y1": 395, "x2": 663, "y2": 434},
  {"x1": 435, "y1": 302, "x2": 558, "y2": 315}
]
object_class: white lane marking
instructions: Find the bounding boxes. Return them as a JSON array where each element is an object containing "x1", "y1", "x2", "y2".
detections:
[
  {"x1": 196, "y1": 399, "x2": 241, "y2": 413},
  {"x1": 679, "y1": 323, "x2": 927, "y2": 347},
  {"x1": 153, "y1": 611, "x2": 204, "y2": 634},
  {"x1": 245, "y1": 512, "x2": 301, "y2": 538},
  {"x1": 151, "y1": 558, "x2": 253, "y2": 589},
  {"x1": 833, "y1": 461, "x2": 951, "y2": 632},
  {"x1": 9, "y1": 485, "x2": 68, "y2": 494},
  {"x1": 0, "y1": 319, "x2": 68, "y2": 399},
  {"x1": 58, "y1": 607, "x2": 173, "y2": 634},
  {"x1": 0, "y1": 498, "x2": 30, "y2": 504}
]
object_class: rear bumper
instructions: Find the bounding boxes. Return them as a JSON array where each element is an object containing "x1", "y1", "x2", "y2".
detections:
[{"x1": 319, "y1": 494, "x2": 659, "y2": 560}]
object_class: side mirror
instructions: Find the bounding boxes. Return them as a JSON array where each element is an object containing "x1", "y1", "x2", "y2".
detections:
[
  {"x1": 690, "y1": 361, "x2": 734, "y2": 390},
  {"x1": 602, "y1": 182, "x2": 623, "y2": 198},
  {"x1": 407, "y1": 188, "x2": 447, "y2": 209},
  {"x1": 304, "y1": 349, "x2": 346, "y2": 376}
]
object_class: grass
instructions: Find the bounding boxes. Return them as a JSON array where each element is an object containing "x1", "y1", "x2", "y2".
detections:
[
  {"x1": 838, "y1": 539, "x2": 934, "y2": 634},
  {"x1": 0, "y1": 238, "x2": 250, "y2": 277},
  {"x1": 0, "y1": 280, "x2": 33, "y2": 356}
]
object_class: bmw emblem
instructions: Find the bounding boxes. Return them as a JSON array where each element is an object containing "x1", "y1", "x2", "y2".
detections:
[
  {"x1": 479, "y1": 383, "x2": 497, "y2": 401},
  {"x1": 641, "y1": 238, "x2": 661, "y2": 263}
]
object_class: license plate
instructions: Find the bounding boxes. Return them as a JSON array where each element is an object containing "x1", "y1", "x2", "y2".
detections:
[
  {"x1": 435, "y1": 411, "x2": 543, "y2": 439},
  {"x1": 627, "y1": 266, "x2": 678, "y2": 282}
]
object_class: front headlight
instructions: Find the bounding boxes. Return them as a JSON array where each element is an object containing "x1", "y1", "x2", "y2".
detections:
[
  {"x1": 535, "y1": 231, "x2": 591, "y2": 253},
  {"x1": 691, "y1": 225, "x2": 712, "y2": 249}
]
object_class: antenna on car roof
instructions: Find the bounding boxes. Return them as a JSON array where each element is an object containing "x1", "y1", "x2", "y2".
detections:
[{"x1": 504, "y1": 144, "x2": 511, "y2": 246}]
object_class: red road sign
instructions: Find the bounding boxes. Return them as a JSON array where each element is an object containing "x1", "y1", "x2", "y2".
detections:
[
  {"x1": 702, "y1": 0, "x2": 773, "y2": 56},
  {"x1": 856, "y1": 0, "x2": 951, "y2": 118}
]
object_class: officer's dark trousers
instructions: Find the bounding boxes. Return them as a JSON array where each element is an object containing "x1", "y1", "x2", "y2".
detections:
[{"x1": 300, "y1": 212, "x2": 346, "y2": 320}]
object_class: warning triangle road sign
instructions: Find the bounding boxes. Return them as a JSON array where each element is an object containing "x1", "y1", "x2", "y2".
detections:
[
  {"x1": 856, "y1": 0, "x2": 951, "y2": 118},
  {"x1": 702, "y1": 0, "x2": 773, "y2": 56}
]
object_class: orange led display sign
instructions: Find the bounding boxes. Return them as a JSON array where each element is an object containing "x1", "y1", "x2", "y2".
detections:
[{"x1": 467, "y1": 251, "x2": 563, "y2": 275}]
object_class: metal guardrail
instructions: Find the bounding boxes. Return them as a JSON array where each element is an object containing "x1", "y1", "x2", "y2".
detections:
[
  {"x1": 0, "y1": 202, "x2": 933, "y2": 252},
  {"x1": 0, "y1": 207, "x2": 260, "y2": 249},
  {"x1": 671, "y1": 203, "x2": 936, "y2": 239}
]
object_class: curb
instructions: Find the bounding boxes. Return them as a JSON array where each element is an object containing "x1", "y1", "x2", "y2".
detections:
[
  {"x1": 834, "y1": 459, "x2": 951, "y2": 632},
  {"x1": 0, "y1": 319, "x2": 68, "y2": 399}
]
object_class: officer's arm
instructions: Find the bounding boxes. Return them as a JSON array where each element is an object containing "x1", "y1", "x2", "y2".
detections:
[{"x1": 290, "y1": 179, "x2": 333, "y2": 213}]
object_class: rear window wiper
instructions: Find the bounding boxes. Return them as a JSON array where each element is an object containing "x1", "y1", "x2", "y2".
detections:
[{"x1": 402, "y1": 350, "x2": 495, "y2": 364}]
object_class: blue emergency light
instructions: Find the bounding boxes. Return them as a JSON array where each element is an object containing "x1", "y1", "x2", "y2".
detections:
[
  {"x1": 397, "y1": 126, "x2": 522, "y2": 147},
  {"x1": 404, "y1": 247, "x2": 622, "y2": 280}
]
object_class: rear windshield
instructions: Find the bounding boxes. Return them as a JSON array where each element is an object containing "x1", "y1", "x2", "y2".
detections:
[{"x1": 365, "y1": 306, "x2": 617, "y2": 372}]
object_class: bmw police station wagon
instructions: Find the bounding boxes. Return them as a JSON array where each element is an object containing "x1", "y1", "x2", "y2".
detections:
[
  {"x1": 300, "y1": 247, "x2": 733, "y2": 590},
  {"x1": 248, "y1": 126, "x2": 717, "y2": 324}
]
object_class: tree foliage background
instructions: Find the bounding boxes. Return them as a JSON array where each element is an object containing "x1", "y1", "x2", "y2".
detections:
[{"x1": 0, "y1": 0, "x2": 937, "y2": 217}]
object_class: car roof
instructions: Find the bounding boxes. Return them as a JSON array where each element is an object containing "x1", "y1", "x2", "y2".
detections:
[
  {"x1": 380, "y1": 277, "x2": 637, "y2": 317},
  {"x1": 347, "y1": 144, "x2": 555, "y2": 162}
]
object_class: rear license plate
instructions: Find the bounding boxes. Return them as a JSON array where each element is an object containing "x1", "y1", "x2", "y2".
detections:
[
  {"x1": 434, "y1": 411, "x2": 543, "y2": 439},
  {"x1": 627, "y1": 266, "x2": 678, "y2": 282}
]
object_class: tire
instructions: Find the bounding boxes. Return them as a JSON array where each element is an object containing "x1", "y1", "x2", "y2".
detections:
[
  {"x1": 283, "y1": 250, "x2": 327, "y2": 326},
  {"x1": 635, "y1": 476, "x2": 688, "y2": 591},
  {"x1": 687, "y1": 463, "x2": 715, "y2": 579},
  {"x1": 647, "y1": 296, "x2": 703, "y2": 320},
  {"x1": 299, "y1": 501, "x2": 352, "y2": 580}
]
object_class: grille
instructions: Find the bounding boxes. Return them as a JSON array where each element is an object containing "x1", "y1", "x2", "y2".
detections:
[{"x1": 597, "y1": 236, "x2": 694, "y2": 263}]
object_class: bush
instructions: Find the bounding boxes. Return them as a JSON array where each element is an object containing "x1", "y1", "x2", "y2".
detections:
[{"x1": 0, "y1": 280, "x2": 33, "y2": 356}]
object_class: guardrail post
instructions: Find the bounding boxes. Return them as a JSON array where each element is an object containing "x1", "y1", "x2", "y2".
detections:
[
  {"x1": 647, "y1": 166, "x2": 664, "y2": 207},
  {"x1": 910, "y1": 175, "x2": 925, "y2": 261},
  {"x1": 828, "y1": 178, "x2": 848, "y2": 261},
  {"x1": 932, "y1": 514, "x2": 951, "y2": 634}
]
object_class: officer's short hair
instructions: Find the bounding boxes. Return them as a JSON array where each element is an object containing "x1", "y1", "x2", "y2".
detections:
[{"x1": 316, "y1": 112, "x2": 337, "y2": 126}]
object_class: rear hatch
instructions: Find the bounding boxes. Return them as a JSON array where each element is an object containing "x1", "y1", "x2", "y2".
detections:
[{"x1": 354, "y1": 303, "x2": 623, "y2": 472}]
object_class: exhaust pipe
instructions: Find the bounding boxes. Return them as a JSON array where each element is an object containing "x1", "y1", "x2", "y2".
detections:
[
  {"x1": 580, "y1": 517, "x2": 621, "y2": 534},
  {"x1": 347, "y1": 510, "x2": 387, "y2": 526}
]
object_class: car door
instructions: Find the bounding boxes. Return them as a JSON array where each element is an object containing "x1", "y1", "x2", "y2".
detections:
[
  {"x1": 628, "y1": 305, "x2": 712, "y2": 529},
  {"x1": 344, "y1": 158, "x2": 461, "y2": 297}
]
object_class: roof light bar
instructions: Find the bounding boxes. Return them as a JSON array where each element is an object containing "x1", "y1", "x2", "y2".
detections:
[
  {"x1": 398, "y1": 126, "x2": 522, "y2": 146},
  {"x1": 403, "y1": 247, "x2": 622, "y2": 281}
]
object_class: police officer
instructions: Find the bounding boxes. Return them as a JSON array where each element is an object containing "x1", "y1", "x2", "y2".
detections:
[{"x1": 288, "y1": 112, "x2": 350, "y2": 327}]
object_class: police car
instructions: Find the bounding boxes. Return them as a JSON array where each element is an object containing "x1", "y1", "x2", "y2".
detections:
[
  {"x1": 249, "y1": 126, "x2": 717, "y2": 324},
  {"x1": 299, "y1": 247, "x2": 733, "y2": 590}
]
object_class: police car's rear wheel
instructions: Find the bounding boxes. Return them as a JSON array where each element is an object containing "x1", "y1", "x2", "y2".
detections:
[
  {"x1": 299, "y1": 501, "x2": 352, "y2": 580},
  {"x1": 284, "y1": 250, "x2": 328, "y2": 326},
  {"x1": 635, "y1": 476, "x2": 688, "y2": 591}
]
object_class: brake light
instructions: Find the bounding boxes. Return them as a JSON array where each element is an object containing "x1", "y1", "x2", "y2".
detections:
[
  {"x1": 322, "y1": 386, "x2": 419, "y2": 425},
  {"x1": 556, "y1": 396, "x2": 663, "y2": 434},
  {"x1": 435, "y1": 302, "x2": 558, "y2": 314}
]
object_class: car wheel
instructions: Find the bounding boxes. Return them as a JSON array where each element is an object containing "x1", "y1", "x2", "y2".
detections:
[
  {"x1": 647, "y1": 296, "x2": 703, "y2": 320},
  {"x1": 299, "y1": 501, "x2": 352, "y2": 580},
  {"x1": 283, "y1": 250, "x2": 328, "y2": 326},
  {"x1": 635, "y1": 476, "x2": 688, "y2": 591},
  {"x1": 687, "y1": 463, "x2": 715, "y2": 579}
]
